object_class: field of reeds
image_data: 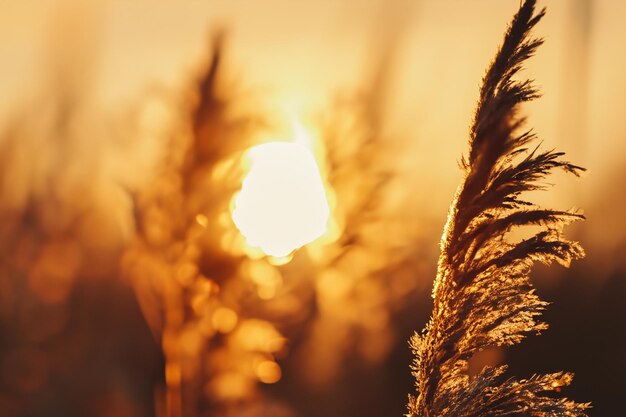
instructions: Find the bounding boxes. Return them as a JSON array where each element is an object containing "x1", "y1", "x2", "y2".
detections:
[{"x1": 0, "y1": 1, "x2": 624, "y2": 417}]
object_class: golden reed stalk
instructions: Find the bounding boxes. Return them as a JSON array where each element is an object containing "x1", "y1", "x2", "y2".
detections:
[{"x1": 407, "y1": 2, "x2": 590, "y2": 416}]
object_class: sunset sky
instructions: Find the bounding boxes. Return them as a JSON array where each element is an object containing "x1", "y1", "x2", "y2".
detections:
[{"x1": 0, "y1": 1, "x2": 624, "y2": 416}]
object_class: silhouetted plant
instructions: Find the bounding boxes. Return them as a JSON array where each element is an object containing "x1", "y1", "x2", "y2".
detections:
[{"x1": 407, "y1": 2, "x2": 590, "y2": 416}]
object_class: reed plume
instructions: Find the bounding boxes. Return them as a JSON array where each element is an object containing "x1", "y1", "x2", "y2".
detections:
[{"x1": 407, "y1": 1, "x2": 589, "y2": 416}]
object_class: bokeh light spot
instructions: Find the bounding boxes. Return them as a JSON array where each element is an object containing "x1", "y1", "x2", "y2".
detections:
[
  {"x1": 256, "y1": 360, "x2": 281, "y2": 384},
  {"x1": 211, "y1": 307, "x2": 238, "y2": 334}
]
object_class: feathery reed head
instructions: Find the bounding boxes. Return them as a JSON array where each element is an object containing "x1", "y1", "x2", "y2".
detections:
[{"x1": 407, "y1": 1, "x2": 589, "y2": 416}]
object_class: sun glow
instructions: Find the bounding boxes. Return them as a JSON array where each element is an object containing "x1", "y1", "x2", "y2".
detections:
[{"x1": 231, "y1": 124, "x2": 331, "y2": 259}]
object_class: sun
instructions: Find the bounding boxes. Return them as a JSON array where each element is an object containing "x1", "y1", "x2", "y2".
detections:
[{"x1": 231, "y1": 127, "x2": 331, "y2": 259}]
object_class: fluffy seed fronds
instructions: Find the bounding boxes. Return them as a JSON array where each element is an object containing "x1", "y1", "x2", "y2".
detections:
[{"x1": 407, "y1": 2, "x2": 589, "y2": 416}]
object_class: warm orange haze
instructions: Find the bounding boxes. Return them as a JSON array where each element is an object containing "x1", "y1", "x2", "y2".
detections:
[{"x1": 0, "y1": 1, "x2": 624, "y2": 417}]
